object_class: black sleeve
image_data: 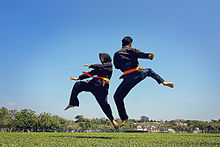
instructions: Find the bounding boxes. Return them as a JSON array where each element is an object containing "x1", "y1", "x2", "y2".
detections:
[
  {"x1": 113, "y1": 53, "x2": 120, "y2": 69},
  {"x1": 90, "y1": 64, "x2": 103, "y2": 69},
  {"x1": 134, "y1": 48, "x2": 150, "y2": 59},
  {"x1": 78, "y1": 70, "x2": 97, "y2": 80}
]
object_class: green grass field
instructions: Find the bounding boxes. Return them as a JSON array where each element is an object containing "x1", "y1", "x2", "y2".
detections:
[{"x1": 0, "y1": 132, "x2": 219, "y2": 146}]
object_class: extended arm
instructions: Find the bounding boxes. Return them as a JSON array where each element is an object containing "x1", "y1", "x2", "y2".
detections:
[
  {"x1": 84, "y1": 64, "x2": 103, "y2": 69},
  {"x1": 134, "y1": 48, "x2": 154, "y2": 60},
  {"x1": 90, "y1": 64, "x2": 103, "y2": 69},
  {"x1": 70, "y1": 69, "x2": 97, "y2": 81},
  {"x1": 78, "y1": 69, "x2": 97, "y2": 80}
]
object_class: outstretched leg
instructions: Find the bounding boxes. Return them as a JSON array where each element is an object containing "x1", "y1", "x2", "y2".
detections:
[
  {"x1": 114, "y1": 68, "x2": 173, "y2": 126},
  {"x1": 145, "y1": 68, "x2": 164, "y2": 84},
  {"x1": 145, "y1": 68, "x2": 174, "y2": 88},
  {"x1": 92, "y1": 89, "x2": 119, "y2": 130},
  {"x1": 114, "y1": 68, "x2": 168, "y2": 126},
  {"x1": 65, "y1": 81, "x2": 90, "y2": 110}
]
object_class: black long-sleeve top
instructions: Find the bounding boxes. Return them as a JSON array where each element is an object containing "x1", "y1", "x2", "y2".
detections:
[
  {"x1": 78, "y1": 53, "x2": 112, "y2": 81},
  {"x1": 113, "y1": 47, "x2": 150, "y2": 72}
]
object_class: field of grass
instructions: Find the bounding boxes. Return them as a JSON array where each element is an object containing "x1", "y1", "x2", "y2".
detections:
[{"x1": 0, "y1": 132, "x2": 219, "y2": 146}]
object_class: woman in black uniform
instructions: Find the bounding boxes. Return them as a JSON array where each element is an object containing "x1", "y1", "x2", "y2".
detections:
[{"x1": 65, "y1": 53, "x2": 118, "y2": 130}]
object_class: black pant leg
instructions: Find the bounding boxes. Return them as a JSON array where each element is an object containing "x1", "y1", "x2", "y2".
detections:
[
  {"x1": 144, "y1": 68, "x2": 164, "y2": 84},
  {"x1": 114, "y1": 72, "x2": 147, "y2": 120},
  {"x1": 69, "y1": 81, "x2": 90, "y2": 106},
  {"x1": 113, "y1": 80, "x2": 130, "y2": 120},
  {"x1": 92, "y1": 87, "x2": 114, "y2": 121}
]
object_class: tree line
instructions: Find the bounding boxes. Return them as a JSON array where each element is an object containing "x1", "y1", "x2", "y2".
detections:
[
  {"x1": 0, "y1": 107, "x2": 74, "y2": 132},
  {"x1": 0, "y1": 107, "x2": 219, "y2": 133}
]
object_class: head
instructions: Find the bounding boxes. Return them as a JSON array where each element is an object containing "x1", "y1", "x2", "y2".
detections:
[
  {"x1": 122, "y1": 36, "x2": 133, "y2": 47},
  {"x1": 99, "y1": 53, "x2": 112, "y2": 64}
]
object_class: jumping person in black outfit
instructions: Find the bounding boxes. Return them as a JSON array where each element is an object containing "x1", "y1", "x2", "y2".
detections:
[
  {"x1": 65, "y1": 53, "x2": 119, "y2": 130},
  {"x1": 113, "y1": 36, "x2": 174, "y2": 127}
]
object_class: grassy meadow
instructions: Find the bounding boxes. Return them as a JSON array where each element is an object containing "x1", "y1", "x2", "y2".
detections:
[{"x1": 0, "y1": 132, "x2": 220, "y2": 146}]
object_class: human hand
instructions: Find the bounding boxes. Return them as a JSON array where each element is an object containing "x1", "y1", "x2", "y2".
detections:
[
  {"x1": 148, "y1": 53, "x2": 154, "y2": 60},
  {"x1": 70, "y1": 77, "x2": 79, "y2": 80},
  {"x1": 84, "y1": 64, "x2": 91, "y2": 68}
]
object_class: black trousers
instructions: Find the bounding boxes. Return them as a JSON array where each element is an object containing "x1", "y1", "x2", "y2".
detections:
[
  {"x1": 114, "y1": 68, "x2": 164, "y2": 120},
  {"x1": 69, "y1": 80, "x2": 114, "y2": 121}
]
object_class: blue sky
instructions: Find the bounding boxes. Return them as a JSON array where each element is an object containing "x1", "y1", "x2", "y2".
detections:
[{"x1": 0, "y1": 0, "x2": 219, "y2": 121}]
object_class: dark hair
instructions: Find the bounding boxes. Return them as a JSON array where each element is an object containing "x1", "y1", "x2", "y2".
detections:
[{"x1": 122, "y1": 36, "x2": 133, "y2": 47}]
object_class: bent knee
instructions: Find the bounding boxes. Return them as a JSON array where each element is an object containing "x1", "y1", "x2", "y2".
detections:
[
  {"x1": 113, "y1": 93, "x2": 118, "y2": 101},
  {"x1": 73, "y1": 81, "x2": 83, "y2": 89},
  {"x1": 73, "y1": 81, "x2": 79, "y2": 86},
  {"x1": 145, "y1": 68, "x2": 154, "y2": 75},
  {"x1": 114, "y1": 94, "x2": 122, "y2": 103},
  {"x1": 146, "y1": 68, "x2": 152, "y2": 72}
]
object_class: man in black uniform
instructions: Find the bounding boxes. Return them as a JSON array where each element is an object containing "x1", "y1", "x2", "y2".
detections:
[
  {"x1": 65, "y1": 53, "x2": 118, "y2": 130},
  {"x1": 113, "y1": 36, "x2": 174, "y2": 127}
]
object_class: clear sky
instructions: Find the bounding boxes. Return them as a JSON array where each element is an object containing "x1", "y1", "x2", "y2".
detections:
[{"x1": 0, "y1": 0, "x2": 219, "y2": 121}]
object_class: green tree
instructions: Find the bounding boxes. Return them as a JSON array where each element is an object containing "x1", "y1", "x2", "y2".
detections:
[
  {"x1": 211, "y1": 122, "x2": 220, "y2": 133},
  {"x1": 8, "y1": 109, "x2": 18, "y2": 132},
  {"x1": 15, "y1": 109, "x2": 37, "y2": 132},
  {"x1": 37, "y1": 112, "x2": 53, "y2": 132},
  {"x1": 0, "y1": 107, "x2": 11, "y2": 131},
  {"x1": 140, "y1": 116, "x2": 149, "y2": 122},
  {"x1": 78, "y1": 119, "x2": 92, "y2": 131},
  {"x1": 75, "y1": 115, "x2": 84, "y2": 122}
]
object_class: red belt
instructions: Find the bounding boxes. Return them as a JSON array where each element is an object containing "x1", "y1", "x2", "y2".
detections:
[
  {"x1": 123, "y1": 67, "x2": 143, "y2": 75},
  {"x1": 82, "y1": 71, "x2": 110, "y2": 86}
]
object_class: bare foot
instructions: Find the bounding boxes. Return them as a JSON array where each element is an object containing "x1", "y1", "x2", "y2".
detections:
[
  {"x1": 120, "y1": 118, "x2": 128, "y2": 127},
  {"x1": 163, "y1": 81, "x2": 174, "y2": 88},
  {"x1": 111, "y1": 120, "x2": 119, "y2": 131},
  {"x1": 64, "y1": 105, "x2": 75, "y2": 111}
]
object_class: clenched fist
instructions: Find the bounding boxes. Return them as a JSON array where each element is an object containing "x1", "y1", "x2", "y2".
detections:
[{"x1": 148, "y1": 53, "x2": 154, "y2": 60}]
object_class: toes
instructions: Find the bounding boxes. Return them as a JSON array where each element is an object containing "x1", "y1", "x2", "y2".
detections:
[
  {"x1": 120, "y1": 119, "x2": 128, "y2": 127},
  {"x1": 64, "y1": 105, "x2": 75, "y2": 110}
]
